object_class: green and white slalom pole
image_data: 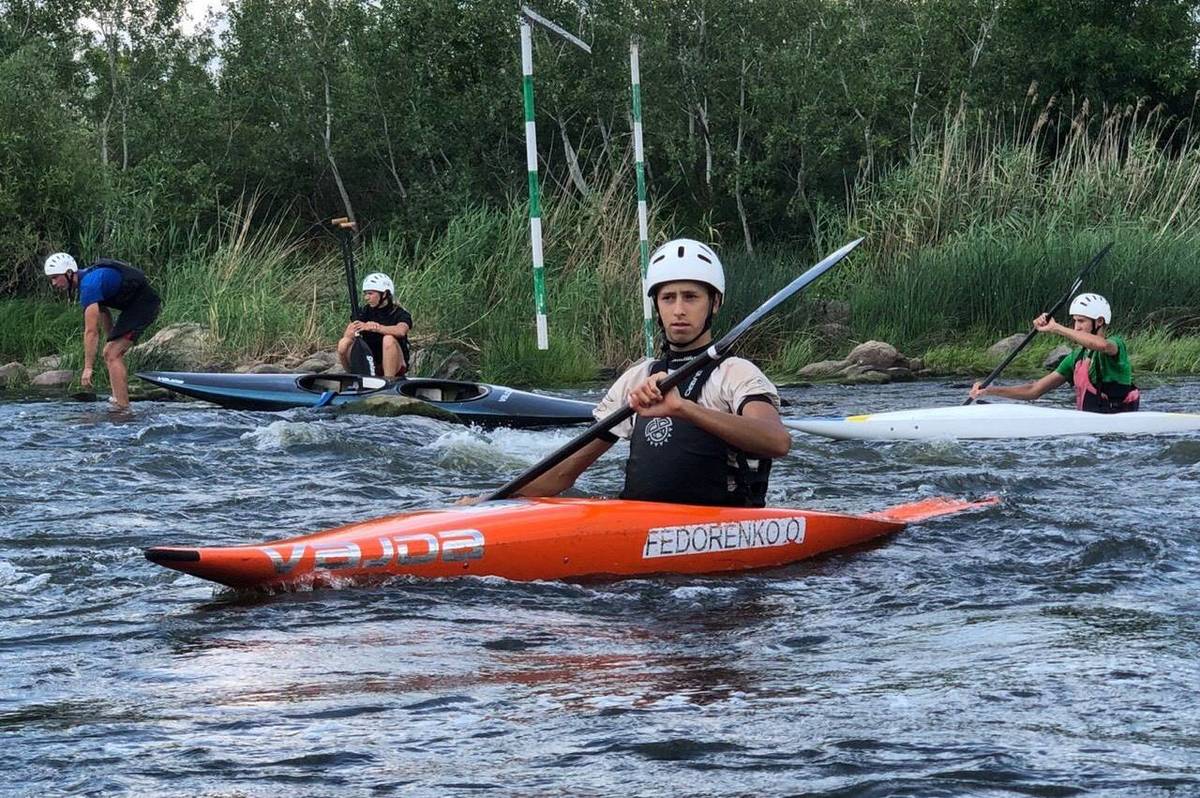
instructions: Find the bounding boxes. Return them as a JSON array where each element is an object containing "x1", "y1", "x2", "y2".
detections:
[
  {"x1": 630, "y1": 39, "x2": 653, "y2": 358},
  {"x1": 519, "y1": 17, "x2": 548, "y2": 350},
  {"x1": 518, "y1": 6, "x2": 590, "y2": 351}
]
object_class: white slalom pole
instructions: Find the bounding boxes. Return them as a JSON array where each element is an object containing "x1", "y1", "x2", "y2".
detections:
[
  {"x1": 520, "y1": 19, "x2": 549, "y2": 350},
  {"x1": 630, "y1": 39, "x2": 653, "y2": 358}
]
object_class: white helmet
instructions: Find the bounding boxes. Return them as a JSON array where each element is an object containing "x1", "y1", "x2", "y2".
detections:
[
  {"x1": 644, "y1": 238, "x2": 725, "y2": 297},
  {"x1": 361, "y1": 272, "x2": 395, "y2": 294},
  {"x1": 44, "y1": 252, "x2": 78, "y2": 276},
  {"x1": 1068, "y1": 293, "x2": 1111, "y2": 325}
]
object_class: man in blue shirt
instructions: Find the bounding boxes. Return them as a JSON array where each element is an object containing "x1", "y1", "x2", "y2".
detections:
[{"x1": 44, "y1": 252, "x2": 162, "y2": 410}]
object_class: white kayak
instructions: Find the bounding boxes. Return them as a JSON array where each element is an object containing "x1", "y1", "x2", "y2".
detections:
[{"x1": 785, "y1": 403, "x2": 1200, "y2": 441}]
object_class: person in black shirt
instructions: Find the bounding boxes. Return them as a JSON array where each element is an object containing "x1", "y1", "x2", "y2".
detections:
[{"x1": 338, "y1": 272, "x2": 412, "y2": 377}]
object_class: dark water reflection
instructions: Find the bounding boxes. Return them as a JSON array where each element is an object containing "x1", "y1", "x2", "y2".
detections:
[{"x1": 2, "y1": 380, "x2": 1199, "y2": 796}]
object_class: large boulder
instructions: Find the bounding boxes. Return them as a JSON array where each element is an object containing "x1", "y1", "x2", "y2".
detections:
[
  {"x1": 296, "y1": 350, "x2": 339, "y2": 373},
  {"x1": 0, "y1": 362, "x2": 29, "y2": 389},
  {"x1": 794, "y1": 340, "x2": 920, "y2": 384},
  {"x1": 130, "y1": 323, "x2": 220, "y2": 371},
  {"x1": 846, "y1": 340, "x2": 899, "y2": 369},
  {"x1": 986, "y1": 333, "x2": 1028, "y2": 360},
  {"x1": 1043, "y1": 345, "x2": 1072, "y2": 371},
  {"x1": 31, "y1": 369, "x2": 74, "y2": 388}
]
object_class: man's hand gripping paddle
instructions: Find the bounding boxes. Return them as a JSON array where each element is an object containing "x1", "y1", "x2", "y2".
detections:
[
  {"x1": 486, "y1": 238, "x2": 865, "y2": 502},
  {"x1": 332, "y1": 217, "x2": 376, "y2": 377}
]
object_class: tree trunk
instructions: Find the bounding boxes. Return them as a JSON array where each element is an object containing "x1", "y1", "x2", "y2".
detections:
[
  {"x1": 321, "y1": 65, "x2": 356, "y2": 223},
  {"x1": 734, "y1": 57, "x2": 753, "y2": 254},
  {"x1": 695, "y1": 100, "x2": 712, "y2": 191},
  {"x1": 557, "y1": 115, "x2": 590, "y2": 197},
  {"x1": 374, "y1": 81, "x2": 408, "y2": 199}
]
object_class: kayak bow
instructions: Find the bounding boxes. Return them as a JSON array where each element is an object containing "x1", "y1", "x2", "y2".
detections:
[
  {"x1": 136, "y1": 370, "x2": 596, "y2": 428},
  {"x1": 145, "y1": 495, "x2": 996, "y2": 590}
]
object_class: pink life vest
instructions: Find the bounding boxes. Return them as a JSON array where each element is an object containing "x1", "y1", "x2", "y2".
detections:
[{"x1": 1072, "y1": 356, "x2": 1140, "y2": 413}]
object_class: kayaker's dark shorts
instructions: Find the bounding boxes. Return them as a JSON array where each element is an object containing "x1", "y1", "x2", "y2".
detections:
[{"x1": 108, "y1": 289, "x2": 162, "y2": 343}]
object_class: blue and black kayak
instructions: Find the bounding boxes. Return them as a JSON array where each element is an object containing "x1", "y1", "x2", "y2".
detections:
[{"x1": 136, "y1": 371, "x2": 596, "y2": 428}]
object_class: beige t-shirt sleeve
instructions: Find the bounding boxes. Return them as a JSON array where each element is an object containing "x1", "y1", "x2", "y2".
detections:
[
  {"x1": 712, "y1": 357, "x2": 781, "y2": 413},
  {"x1": 593, "y1": 360, "x2": 652, "y2": 440}
]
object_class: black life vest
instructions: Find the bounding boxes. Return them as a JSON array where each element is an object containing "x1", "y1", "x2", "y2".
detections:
[
  {"x1": 619, "y1": 355, "x2": 772, "y2": 507},
  {"x1": 82, "y1": 259, "x2": 155, "y2": 311}
]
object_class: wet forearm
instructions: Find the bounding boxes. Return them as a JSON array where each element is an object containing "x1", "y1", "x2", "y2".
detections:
[
  {"x1": 678, "y1": 402, "x2": 790, "y2": 458},
  {"x1": 83, "y1": 328, "x2": 99, "y2": 369}
]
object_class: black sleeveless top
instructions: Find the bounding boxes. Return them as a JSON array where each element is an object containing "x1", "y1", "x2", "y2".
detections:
[{"x1": 619, "y1": 354, "x2": 772, "y2": 507}]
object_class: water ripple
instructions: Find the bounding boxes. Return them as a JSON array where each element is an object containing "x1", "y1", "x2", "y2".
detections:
[{"x1": 1, "y1": 383, "x2": 1199, "y2": 795}]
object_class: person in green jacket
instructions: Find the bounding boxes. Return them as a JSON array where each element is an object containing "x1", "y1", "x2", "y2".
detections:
[{"x1": 969, "y1": 293, "x2": 1139, "y2": 413}]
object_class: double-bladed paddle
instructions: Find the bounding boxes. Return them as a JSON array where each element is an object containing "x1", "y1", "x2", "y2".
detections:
[
  {"x1": 331, "y1": 217, "x2": 376, "y2": 377},
  {"x1": 964, "y1": 241, "x2": 1114, "y2": 405},
  {"x1": 486, "y1": 237, "x2": 865, "y2": 501}
]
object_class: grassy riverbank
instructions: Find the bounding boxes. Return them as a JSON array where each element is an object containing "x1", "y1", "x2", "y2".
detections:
[{"x1": 6, "y1": 104, "x2": 1200, "y2": 388}]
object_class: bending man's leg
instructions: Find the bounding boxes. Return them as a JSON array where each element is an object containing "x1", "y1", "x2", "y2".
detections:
[{"x1": 103, "y1": 337, "x2": 135, "y2": 408}]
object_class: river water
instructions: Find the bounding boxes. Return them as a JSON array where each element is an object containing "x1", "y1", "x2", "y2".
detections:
[{"x1": 2, "y1": 380, "x2": 1198, "y2": 796}]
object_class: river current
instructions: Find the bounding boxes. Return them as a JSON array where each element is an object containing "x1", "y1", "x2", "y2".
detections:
[{"x1": 2, "y1": 380, "x2": 1198, "y2": 796}]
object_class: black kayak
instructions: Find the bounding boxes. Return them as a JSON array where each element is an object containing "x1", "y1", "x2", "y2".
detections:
[{"x1": 136, "y1": 371, "x2": 596, "y2": 428}]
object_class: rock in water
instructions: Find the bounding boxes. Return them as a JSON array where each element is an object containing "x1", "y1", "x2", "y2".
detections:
[{"x1": 335, "y1": 394, "x2": 458, "y2": 423}]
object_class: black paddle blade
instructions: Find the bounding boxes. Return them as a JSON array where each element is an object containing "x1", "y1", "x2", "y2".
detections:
[{"x1": 348, "y1": 337, "x2": 376, "y2": 377}]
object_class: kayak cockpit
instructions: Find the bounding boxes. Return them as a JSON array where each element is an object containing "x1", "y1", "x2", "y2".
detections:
[
  {"x1": 397, "y1": 380, "x2": 490, "y2": 404},
  {"x1": 296, "y1": 373, "x2": 389, "y2": 395}
]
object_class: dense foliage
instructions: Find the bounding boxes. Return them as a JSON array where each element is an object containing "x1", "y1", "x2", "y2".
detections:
[{"x1": 5, "y1": 0, "x2": 1200, "y2": 289}]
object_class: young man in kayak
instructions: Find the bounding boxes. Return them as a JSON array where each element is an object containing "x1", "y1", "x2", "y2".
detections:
[
  {"x1": 44, "y1": 252, "x2": 162, "y2": 410},
  {"x1": 337, "y1": 272, "x2": 412, "y2": 378},
  {"x1": 498, "y1": 238, "x2": 791, "y2": 506},
  {"x1": 969, "y1": 293, "x2": 1139, "y2": 413}
]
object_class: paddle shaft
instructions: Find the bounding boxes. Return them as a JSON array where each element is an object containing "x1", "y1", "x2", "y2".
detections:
[
  {"x1": 332, "y1": 218, "x2": 375, "y2": 376},
  {"x1": 487, "y1": 237, "x2": 865, "y2": 501},
  {"x1": 964, "y1": 241, "x2": 1114, "y2": 405},
  {"x1": 334, "y1": 219, "x2": 361, "y2": 317}
]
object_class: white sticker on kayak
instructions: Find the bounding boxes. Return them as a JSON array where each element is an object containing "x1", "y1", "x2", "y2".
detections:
[{"x1": 642, "y1": 517, "x2": 806, "y2": 559}]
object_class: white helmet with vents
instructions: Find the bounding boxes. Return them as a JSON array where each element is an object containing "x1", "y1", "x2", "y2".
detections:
[
  {"x1": 1068, "y1": 293, "x2": 1111, "y2": 325},
  {"x1": 44, "y1": 252, "x2": 78, "y2": 276},
  {"x1": 361, "y1": 272, "x2": 395, "y2": 295},
  {"x1": 644, "y1": 239, "x2": 724, "y2": 297}
]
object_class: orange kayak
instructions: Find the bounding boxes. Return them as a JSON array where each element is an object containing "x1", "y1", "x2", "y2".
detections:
[{"x1": 145, "y1": 496, "x2": 995, "y2": 591}]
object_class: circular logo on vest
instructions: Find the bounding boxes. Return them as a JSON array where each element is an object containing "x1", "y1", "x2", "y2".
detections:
[{"x1": 644, "y1": 417, "x2": 672, "y2": 447}]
